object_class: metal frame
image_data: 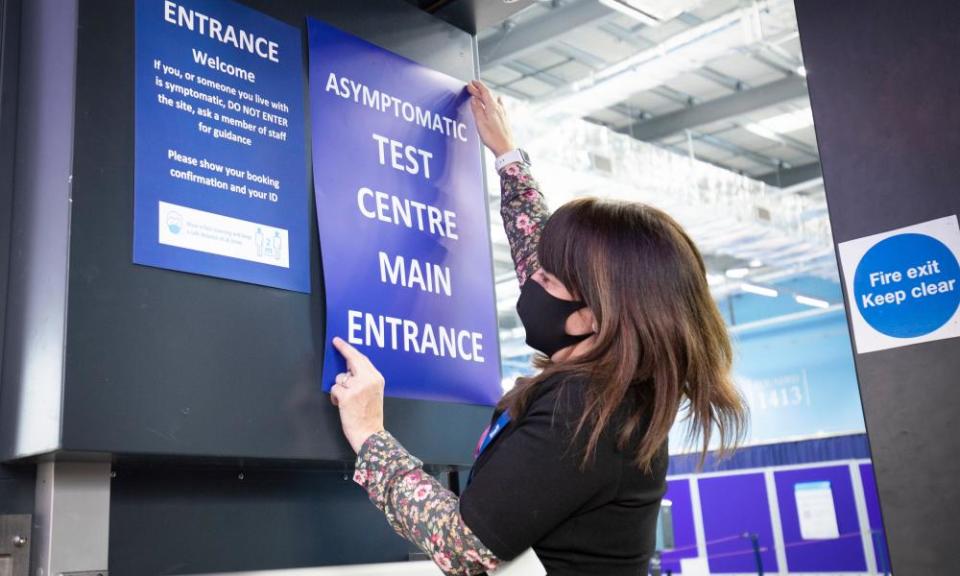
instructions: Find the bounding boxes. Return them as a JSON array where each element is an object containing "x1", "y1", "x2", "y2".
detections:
[
  {"x1": 0, "y1": 514, "x2": 30, "y2": 576},
  {"x1": 763, "y1": 469, "x2": 790, "y2": 573},
  {"x1": 623, "y1": 76, "x2": 809, "y2": 141},
  {"x1": 33, "y1": 461, "x2": 111, "y2": 576},
  {"x1": 0, "y1": 0, "x2": 78, "y2": 461}
]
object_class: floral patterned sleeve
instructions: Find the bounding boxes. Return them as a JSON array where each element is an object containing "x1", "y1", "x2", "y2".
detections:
[
  {"x1": 499, "y1": 163, "x2": 550, "y2": 286},
  {"x1": 351, "y1": 165, "x2": 548, "y2": 573},
  {"x1": 354, "y1": 430, "x2": 501, "y2": 575}
]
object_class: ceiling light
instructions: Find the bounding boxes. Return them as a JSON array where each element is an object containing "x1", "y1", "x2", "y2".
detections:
[
  {"x1": 597, "y1": 0, "x2": 691, "y2": 25},
  {"x1": 796, "y1": 65, "x2": 807, "y2": 77},
  {"x1": 794, "y1": 294, "x2": 830, "y2": 309},
  {"x1": 749, "y1": 259, "x2": 764, "y2": 268},
  {"x1": 741, "y1": 283, "x2": 779, "y2": 298},
  {"x1": 744, "y1": 122, "x2": 783, "y2": 143},
  {"x1": 746, "y1": 107, "x2": 815, "y2": 142},
  {"x1": 725, "y1": 267, "x2": 750, "y2": 279}
]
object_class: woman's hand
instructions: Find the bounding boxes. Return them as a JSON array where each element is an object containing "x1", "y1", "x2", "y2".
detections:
[
  {"x1": 330, "y1": 337, "x2": 386, "y2": 453},
  {"x1": 467, "y1": 80, "x2": 516, "y2": 157}
]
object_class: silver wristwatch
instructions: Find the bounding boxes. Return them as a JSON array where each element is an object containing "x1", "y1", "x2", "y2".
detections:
[{"x1": 494, "y1": 148, "x2": 531, "y2": 173}]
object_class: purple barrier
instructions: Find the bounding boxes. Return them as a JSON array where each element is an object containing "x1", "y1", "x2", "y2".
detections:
[
  {"x1": 698, "y1": 473, "x2": 779, "y2": 573},
  {"x1": 774, "y1": 465, "x2": 866, "y2": 572},
  {"x1": 660, "y1": 478, "x2": 698, "y2": 573}
]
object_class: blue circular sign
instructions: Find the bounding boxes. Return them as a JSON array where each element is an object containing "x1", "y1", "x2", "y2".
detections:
[{"x1": 854, "y1": 233, "x2": 960, "y2": 338}]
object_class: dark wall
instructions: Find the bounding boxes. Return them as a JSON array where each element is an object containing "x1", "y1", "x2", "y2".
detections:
[
  {"x1": 796, "y1": 1, "x2": 960, "y2": 573},
  {"x1": 0, "y1": 0, "x2": 20, "y2": 406},
  {"x1": 109, "y1": 462, "x2": 413, "y2": 574},
  {"x1": 4, "y1": 0, "x2": 493, "y2": 570},
  {"x1": 0, "y1": 464, "x2": 33, "y2": 515},
  {"x1": 62, "y1": 0, "x2": 490, "y2": 466},
  {"x1": 69, "y1": 0, "x2": 490, "y2": 572},
  {"x1": 0, "y1": 0, "x2": 31, "y2": 519}
]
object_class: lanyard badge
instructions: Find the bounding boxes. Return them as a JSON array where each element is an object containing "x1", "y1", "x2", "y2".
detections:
[
  {"x1": 477, "y1": 410, "x2": 512, "y2": 456},
  {"x1": 468, "y1": 410, "x2": 512, "y2": 486}
]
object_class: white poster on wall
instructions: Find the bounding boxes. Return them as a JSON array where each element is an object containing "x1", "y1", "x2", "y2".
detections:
[
  {"x1": 679, "y1": 557, "x2": 710, "y2": 575},
  {"x1": 794, "y1": 481, "x2": 840, "y2": 540}
]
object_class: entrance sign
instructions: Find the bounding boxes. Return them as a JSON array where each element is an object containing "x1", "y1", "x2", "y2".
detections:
[
  {"x1": 134, "y1": 0, "x2": 310, "y2": 292},
  {"x1": 307, "y1": 19, "x2": 501, "y2": 405},
  {"x1": 839, "y1": 215, "x2": 960, "y2": 353}
]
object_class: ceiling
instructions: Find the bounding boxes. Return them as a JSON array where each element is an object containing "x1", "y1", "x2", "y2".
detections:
[
  {"x1": 402, "y1": 0, "x2": 537, "y2": 34},
  {"x1": 477, "y1": 0, "x2": 819, "y2": 185},
  {"x1": 468, "y1": 0, "x2": 840, "y2": 373}
]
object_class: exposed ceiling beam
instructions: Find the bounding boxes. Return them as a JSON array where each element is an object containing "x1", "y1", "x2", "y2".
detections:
[
  {"x1": 622, "y1": 75, "x2": 809, "y2": 141},
  {"x1": 690, "y1": 131, "x2": 784, "y2": 170},
  {"x1": 758, "y1": 162, "x2": 822, "y2": 187},
  {"x1": 479, "y1": 0, "x2": 612, "y2": 69},
  {"x1": 501, "y1": 59, "x2": 570, "y2": 89}
]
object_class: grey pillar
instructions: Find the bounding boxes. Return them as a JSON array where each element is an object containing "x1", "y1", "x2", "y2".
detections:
[
  {"x1": 796, "y1": 0, "x2": 960, "y2": 573},
  {"x1": 33, "y1": 462, "x2": 111, "y2": 576}
]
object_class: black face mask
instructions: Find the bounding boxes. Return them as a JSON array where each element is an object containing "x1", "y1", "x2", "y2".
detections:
[{"x1": 516, "y1": 279, "x2": 593, "y2": 357}]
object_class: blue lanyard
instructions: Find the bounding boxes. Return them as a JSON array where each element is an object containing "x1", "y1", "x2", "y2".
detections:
[{"x1": 477, "y1": 410, "x2": 512, "y2": 456}]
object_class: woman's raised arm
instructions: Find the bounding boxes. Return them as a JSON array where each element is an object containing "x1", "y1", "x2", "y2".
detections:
[{"x1": 468, "y1": 81, "x2": 549, "y2": 287}]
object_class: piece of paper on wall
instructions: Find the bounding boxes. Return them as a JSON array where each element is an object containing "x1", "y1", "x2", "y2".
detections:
[
  {"x1": 794, "y1": 481, "x2": 840, "y2": 540},
  {"x1": 679, "y1": 557, "x2": 710, "y2": 575}
]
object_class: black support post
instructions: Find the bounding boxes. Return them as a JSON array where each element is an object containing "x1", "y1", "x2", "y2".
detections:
[{"x1": 796, "y1": 1, "x2": 960, "y2": 573}]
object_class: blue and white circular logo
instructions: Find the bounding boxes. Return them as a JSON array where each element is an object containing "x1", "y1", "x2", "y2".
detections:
[
  {"x1": 854, "y1": 233, "x2": 960, "y2": 338},
  {"x1": 166, "y1": 211, "x2": 183, "y2": 235}
]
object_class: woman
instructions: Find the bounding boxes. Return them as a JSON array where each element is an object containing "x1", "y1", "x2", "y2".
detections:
[{"x1": 329, "y1": 80, "x2": 747, "y2": 575}]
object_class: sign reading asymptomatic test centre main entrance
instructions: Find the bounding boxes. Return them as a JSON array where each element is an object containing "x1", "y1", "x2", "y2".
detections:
[
  {"x1": 134, "y1": 0, "x2": 309, "y2": 292},
  {"x1": 839, "y1": 215, "x2": 960, "y2": 354},
  {"x1": 307, "y1": 20, "x2": 501, "y2": 405}
]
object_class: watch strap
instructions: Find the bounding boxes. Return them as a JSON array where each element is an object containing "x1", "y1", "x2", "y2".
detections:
[{"x1": 494, "y1": 149, "x2": 529, "y2": 173}]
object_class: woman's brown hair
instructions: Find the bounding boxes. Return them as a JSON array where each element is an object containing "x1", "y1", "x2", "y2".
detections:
[{"x1": 499, "y1": 197, "x2": 748, "y2": 470}]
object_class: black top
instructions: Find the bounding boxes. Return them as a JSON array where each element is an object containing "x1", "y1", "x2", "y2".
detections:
[{"x1": 460, "y1": 373, "x2": 668, "y2": 576}]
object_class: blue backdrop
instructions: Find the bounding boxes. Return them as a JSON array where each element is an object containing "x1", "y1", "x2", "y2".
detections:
[
  {"x1": 662, "y1": 479, "x2": 699, "y2": 573},
  {"x1": 307, "y1": 20, "x2": 501, "y2": 405},
  {"x1": 699, "y1": 473, "x2": 779, "y2": 573},
  {"x1": 732, "y1": 308, "x2": 865, "y2": 443},
  {"x1": 671, "y1": 281, "x2": 866, "y2": 451}
]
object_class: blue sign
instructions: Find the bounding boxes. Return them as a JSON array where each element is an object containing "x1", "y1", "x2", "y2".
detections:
[
  {"x1": 134, "y1": 0, "x2": 309, "y2": 292},
  {"x1": 853, "y1": 233, "x2": 960, "y2": 338},
  {"x1": 307, "y1": 20, "x2": 501, "y2": 405}
]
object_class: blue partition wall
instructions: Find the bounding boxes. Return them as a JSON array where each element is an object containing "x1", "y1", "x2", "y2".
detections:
[
  {"x1": 859, "y1": 463, "x2": 891, "y2": 571},
  {"x1": 665, "y1": 460, "x2": 887, "y2": 574},
  {"x1": 661, "y1": 478, "x2": 698, "y2": 573},
  {"x1": 729, "y1": 308, "x2": 865, "y2": 445},
  {"x1": 774, "y1": 466, "x2": 866, "y2": 572},
  {"x1": 698, "y1": 473, "x2": 779, "y2": 573}
]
